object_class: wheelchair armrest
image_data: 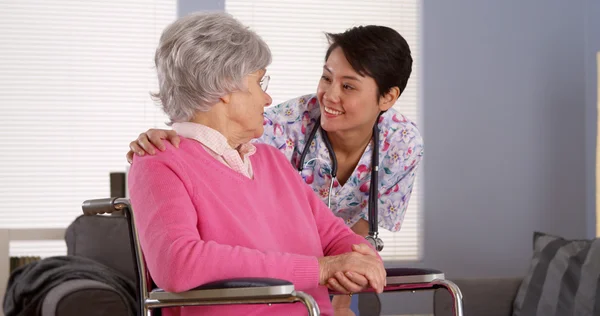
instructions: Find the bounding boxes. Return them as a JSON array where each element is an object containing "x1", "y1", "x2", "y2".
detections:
[
  {"x1": 386, "y1": 267, "x2": 445, "y2": 284},
  {"x1": 149, "y1": 277, "x2": 296, "y2": 301},
  {"x1": 328, "y1": 268, "x2": 448, "y2": 295},
  {"x1": 191, "y1": 277, "x2": 293, "y2": 290}
]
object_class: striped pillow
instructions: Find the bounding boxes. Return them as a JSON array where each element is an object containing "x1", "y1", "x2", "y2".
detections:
[{"x1": 512, "y1": 232, "x2": 600, "y2": 316}]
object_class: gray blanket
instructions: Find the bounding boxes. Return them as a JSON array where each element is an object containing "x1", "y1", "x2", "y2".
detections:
[{"x1": 2, "y1": 255, "x2": 137, "y2": 316}]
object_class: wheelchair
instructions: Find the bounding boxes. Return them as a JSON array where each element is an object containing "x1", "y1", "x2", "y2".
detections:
[{"x1": 81, "y1": 198, "x2": 463, "y2": 316}]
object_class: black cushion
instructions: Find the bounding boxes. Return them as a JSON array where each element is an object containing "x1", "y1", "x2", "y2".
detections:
[
  {"x1": 42, "y1": 279, "x2": 132, "y2": 316},
  {"x1": 55, "y1": 289, "x2": 130, "y2": 316},
  {"x1": 65, "y1": 215, "x2": 136, "y2": 283}
]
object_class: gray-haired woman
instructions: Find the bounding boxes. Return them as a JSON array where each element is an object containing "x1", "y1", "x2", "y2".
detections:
[{"x1": 127, "y1": 11, "x2": 386, "y2": 316}]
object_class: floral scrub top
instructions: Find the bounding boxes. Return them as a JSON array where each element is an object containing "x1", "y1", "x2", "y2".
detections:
[{"x1": 255, "y1": 94, "x2": 423, "y2": 232}]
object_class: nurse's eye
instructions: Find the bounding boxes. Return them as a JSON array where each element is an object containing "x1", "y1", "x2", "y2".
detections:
[{"x1": 321, "y1": 75, "x2": 332, "y2": 83}]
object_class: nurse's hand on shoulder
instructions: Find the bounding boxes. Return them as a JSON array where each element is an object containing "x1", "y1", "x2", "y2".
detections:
[
  {"x1": 318, "y1": 244, "x2": 386, "y2": 294},
  {"x1": 126, "y1": 129, "x2": 180, "y2": 163}
]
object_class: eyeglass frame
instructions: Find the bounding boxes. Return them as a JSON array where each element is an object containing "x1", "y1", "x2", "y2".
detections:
[{"x1": 259, "y1": 75, "x2": 270, "y2": 92}]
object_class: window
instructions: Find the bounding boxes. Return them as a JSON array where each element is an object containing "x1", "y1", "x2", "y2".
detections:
[
  {"x1": 0, "y1": 0, "x2": 176, "y2": 257},
  {"x1": 226, "y1": 0, "x2": 422, "y2": 261}
]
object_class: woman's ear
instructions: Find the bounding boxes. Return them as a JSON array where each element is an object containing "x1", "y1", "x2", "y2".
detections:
[
  {"x1": 378, "y1": 87, "x2": 400, "y2": 111},
  {"x1": 220, "y1": 93, "x2": 232, "y2": 104}
]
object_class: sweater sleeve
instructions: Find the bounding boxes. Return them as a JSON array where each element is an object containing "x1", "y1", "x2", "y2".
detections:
[
  {"x1": 128, "y1": 153, "x2": 320, "y2": 293},
  {"x1": 269, "y1": 149, "x2": 375, "y2": 257},
  {"x1": 305, "y1": 183, "x2": 376, "y2": 257},
  {"x1": 260, "y1": 144, "x2": 379, "y2": 258}
]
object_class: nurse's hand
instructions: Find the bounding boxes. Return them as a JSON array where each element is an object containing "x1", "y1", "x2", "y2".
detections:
[{"x1": 126, "y1": 129, "x2": 180, "y2": 163}]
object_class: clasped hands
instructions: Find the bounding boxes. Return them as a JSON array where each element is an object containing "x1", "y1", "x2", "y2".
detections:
[{"x1": 318, "y1": 243, "x2": 386, "y2": 295}]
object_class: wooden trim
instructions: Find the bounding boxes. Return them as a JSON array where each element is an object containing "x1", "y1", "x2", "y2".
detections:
[
  {"x1": 597, "y1": 51, "x2": 600, "y2": 237},
  {"x1": 0, "y1": 229, "x2": 9, "y2": 316},
  {"x1": 0, "y1": 228, "x2": 66, "y2": 316},
  {"x1": 8, "y1": 228, "x2": 65, "y2": 241}
]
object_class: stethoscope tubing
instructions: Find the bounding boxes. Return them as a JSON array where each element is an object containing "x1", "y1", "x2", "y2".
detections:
[{"x1": 297, "y1": 114, "x2": 384, "y2": 251}]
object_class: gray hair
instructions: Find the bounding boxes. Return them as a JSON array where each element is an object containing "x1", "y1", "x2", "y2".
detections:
[{"x1": 151, "y1": 12, "x2": 272, "y2": 124}]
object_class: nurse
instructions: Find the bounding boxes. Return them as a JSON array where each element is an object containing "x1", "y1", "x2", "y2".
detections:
[{"x1": 127, "y1": 24, "x2": 423, "y2": 315}]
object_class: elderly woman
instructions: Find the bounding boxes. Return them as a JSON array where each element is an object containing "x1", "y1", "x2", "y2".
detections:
[
  {"x1": 127, "y1": 12, "x2": 386, "y2": 316},
  {"x1": 129, "y1": 19, "x2": 421, "y2": 314}
]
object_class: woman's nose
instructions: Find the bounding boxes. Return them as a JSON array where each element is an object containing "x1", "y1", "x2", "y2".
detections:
[{"x1": 263, "y1": 91, "x2": 272, "y2": 107}]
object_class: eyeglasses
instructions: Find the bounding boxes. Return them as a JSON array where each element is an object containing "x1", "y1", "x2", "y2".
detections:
[{"x1": 259, "y1": 75, "x2": 270, "y2": 92}]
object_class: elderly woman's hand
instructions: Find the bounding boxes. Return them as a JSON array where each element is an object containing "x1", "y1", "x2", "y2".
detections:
[
  {"x1": 326, "y1": 244, "x2": 381, "y2": 294},
  {"x1": 327, "y1": 271, "x2": 369, "y2": 294},
  {"x1": 126, "y1": 129, "x2": 181, "y2": 163},
  {"x1": 318, "y1": 244, "x2": 386, "y2": 294}
]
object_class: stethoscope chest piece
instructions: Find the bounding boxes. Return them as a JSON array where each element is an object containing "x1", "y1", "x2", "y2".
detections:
[{"x1": 365, "y1": 233, "x2": 384, "y2": 252}]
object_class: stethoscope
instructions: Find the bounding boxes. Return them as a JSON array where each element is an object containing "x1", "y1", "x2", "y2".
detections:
[{"x1": 297, "y1": 114, "x2": 384, "y2": 252}]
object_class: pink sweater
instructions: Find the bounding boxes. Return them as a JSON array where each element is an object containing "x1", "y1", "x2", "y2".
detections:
[{"x1": 128, "y1": 138, "x2": 368, "y2": 316}]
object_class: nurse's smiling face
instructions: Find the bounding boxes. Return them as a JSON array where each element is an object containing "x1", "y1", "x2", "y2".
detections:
[
  {"x1": 316, "y1": 25, "x2": 412, "y2": 139},
  {"x1": 317, "y1": 47, "x2": 388, "y2": 134}
]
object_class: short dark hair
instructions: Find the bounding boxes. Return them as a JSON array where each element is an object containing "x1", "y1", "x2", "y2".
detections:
[{"x1": 325, "y1": 25, "x2": 412, "y2": 99}]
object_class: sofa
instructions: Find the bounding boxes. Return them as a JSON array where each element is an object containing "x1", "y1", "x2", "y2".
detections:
[
  {"x1": 433, "y1": 277, "x2": 522, "y2": 316},
  {"x1": 434, "y1": 231, "x2": 600, "y2": 316}
]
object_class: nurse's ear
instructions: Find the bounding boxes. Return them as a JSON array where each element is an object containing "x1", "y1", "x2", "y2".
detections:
[{"x1": 378, "y1": 87, "x2": 400, "y2": 112}]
